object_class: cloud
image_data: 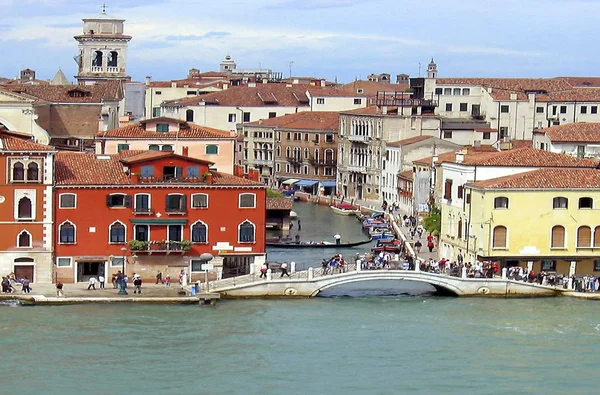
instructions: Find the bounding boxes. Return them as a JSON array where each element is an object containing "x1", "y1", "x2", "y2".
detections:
[
  {"x1": 444, "y1": 45, "x2": 547, "y2": 57},
  {"x1": 165, "y1": 32, "x2": 231, "y2": 41},
  {"x1": 264, "y1": 0, "x2": 363, "y2": 10}
]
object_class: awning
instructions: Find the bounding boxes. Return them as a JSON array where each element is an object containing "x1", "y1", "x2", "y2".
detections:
[
  {"x1": 282, "y1": 178, "x2": 300, "y2": 185},
  {"x1": 320, "y1": 180, "x2": 337, "y2": 188},
  {"x1": 130, "y1": 219, "x2": 188, "y2": 225},
  {"x1": 296, "y1": 179, "x2": 318, "y2": 187}
]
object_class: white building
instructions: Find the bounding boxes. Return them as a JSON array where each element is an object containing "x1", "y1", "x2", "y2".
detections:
[{"x1": 533, "y1": 123, "x2": 600, "y2": 158}]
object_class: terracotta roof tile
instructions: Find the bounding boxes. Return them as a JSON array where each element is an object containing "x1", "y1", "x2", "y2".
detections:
[
  {"x1": 340, "y1": 105, "x2": 383, "y2": 115},
  {"x1": 536, "y1": 123, "x2": 600, "y2": 143},
  {"x1": 339, "y1": 80, "x2": 410, "y2": 97},
  {"x1": 246, "y1": 112, "x2": 339, "y2": 130},
  {"x1": 398, "y1": 170, "x2": 413, "y2": 180},
  {"x1": 119, "y1": 150, "x2": 214, "y2": 166},
  {"x1": 436, "y1": 77, "x2": 573, "y2": 92},
  {"x1": 387, "y1": 135, "x2": 433, "y2": 148},
  {"x1": 266, "y1": 197, "x2": 294, "y2": 210},
  {"x1": 97, "y1": 120, "x2": 234, "y2": 139},
  {"x1": 1, "y1": 81, "x2": 123, "y2": 103},
  {"x1": 469, "y1": 168, "x2": 600, "y2": 189},
  {"x1": 460, "y1": 147, "x2": 599, "y2": 167},
  {"x1": 413, "y1": 146, "x2": 498, "y2": 166},
  {"x1": 1, "y1": 134, "x2": 55, "y2": 151}
]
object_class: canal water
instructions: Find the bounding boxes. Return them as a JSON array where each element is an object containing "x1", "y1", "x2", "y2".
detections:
[{"x1": 1, "y1": 297, "x2": 599, "y2": 394}]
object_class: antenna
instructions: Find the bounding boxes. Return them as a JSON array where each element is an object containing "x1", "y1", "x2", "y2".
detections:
[{"x1": 289, "y1": 61, "x2": 294, "y2": 78}]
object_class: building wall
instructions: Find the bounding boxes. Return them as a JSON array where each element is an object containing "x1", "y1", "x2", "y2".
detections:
[
  {"x1": 309, "y1": 96, "x2": 366, "y2": 112},
  {"x1": 145, "y1": 85, "x2": 224, "y2": 119},
  {"x1": 0, "y1": 95, "x2": 50, "y2": 144},
  {"x1": 35, "y1": 104, "x2": 104, "y2": 139}
]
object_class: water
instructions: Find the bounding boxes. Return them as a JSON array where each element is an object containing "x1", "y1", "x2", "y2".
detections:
[{"x1": 1, "y1": 298, "x2": 599, "y2": 394}]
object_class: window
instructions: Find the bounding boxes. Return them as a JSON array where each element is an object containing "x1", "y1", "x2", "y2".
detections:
[
  {"x1": 12, "y1": 162, "x2": 25, "y2": 181},
  {"x1": 577, "y1": 226, "x2": 592, "y2": 248},
  {"x1": 141, "y1": 166, "x2": 154, "y2": 178},
  {"x1": 59, "y1": 221, "x2": 76, "y2": 244},
  {"x1": 59, "y1": 193, "x2": 77, "y2": 208},
  {"x1": 192, "y1": 193, "x2": 208, "y2": 208},
  {"x1": 239, "y1": 220, "x2": 255, "y2": 243},
  {"x1": 17, "y1": 197, "x2": 32, "y2": 219},
  {"x1": 536, "y1": 106, "x2": 544, "y2": 113},
  {"x1": 459, "y1": 103, "x2": 468, "y2": 112},
  {"x1": 152, "y1": 107, "x2": 161, "y2": 117},
  {"x1": 155, "y1": 91, "x2": 162, "y2": 95},
  {"x1": 228, "y1": 114, "x2": 237, "y2": 122},
  {"x1": 149, "y1": 144, "x2": 160, "y2": 151},
  {"x1": 117, "y1": 144, "x2": 129, "y2": 152},
  {"x1": 325, "y1": 134, "x2": 334, "y2": 143},
  {"x1": 316, "y1": 98, "x2": 325, "y2": 104},
  {"x1": 106, "y1": 194, "x2": 131, "y2": 208},
  {"x1": 493, "y1": 226, "x2": 507, "y2": 248},
  {"x1": 466, "y1": 193, "x2": 471, "y2": 204},
  {"x1": 443, "y1": 88, "x2": 452, "y2": 95},
  {"x1": 191, "y1": 221, "x2": 208, "y2": 243},
  {"x1": 206, "y1": 145, "x2": 219, "y2": 155},
  {"x1": 168, "y1": 225, "x2": 183, "y2": 242},
  {"x1": 243, "y1": 112, "x2": 250, "y2": 122},
  {"x1": 579, "y1": 197, "x2": 593, "y2": 209},
  {"x1": 161, "y1": 145, "x2": 173, "y2": 151},
  {"x1": 483, "y1": 132, "x2": 491, "y2": 140},
  {"x1": 17, "y1": 230, "x2": 31, "y2": 247},
  {"x1": 453, "y1": 88, "x2": 461, "y2": 95},
  {"x1": 56, "y1": 257, "x2": 72, "y2": 267},
  {"x1": 166, "y1": 194, "x2": 186, "y2": 213},
  {"x1": 457, "y1": 185, "x2": 464, "y2": 199},
  {"x1": 187, "y1": 166, "x2": 200, "y2": 178},
  {"x1": 109, "y1": 222, "x2": 126, "y2": 243},
  {"x1": 239, "y1": 193, "x2": 256, "y2": 208},
  {"x1": 134, "y1": 194, "x2": 151, "y2": 213},
  {"x1": 499, "y1": 127, "x2": 508, "y2": 138},
  {"x1": 186, "y1": 109, "x2": 194, "y2": 122},
  {"x1": 354, "y1": 99, "x2": 362, "y2": 105},
  {"x1": 443, "y1": 131, "x2": 452, "y2": 139},
  {"x1": 542, "y1": 260, "x2": 557, "y2": 271},
  {"x1": 435, "y1": 88, "x2": 443, "y2": 95},
  {"x1": 592, "y1": 106, "x2": 598, "y2": 114},
  {"x1": 553, "y1": 197, "x2": 568, "y2": 209},
  {"x1": 551, "y1": 225, "x2": 565, "y2": 248},
  {"x1": 494, "y1": 196, "x2": 509, "y2": 209},
  {"x1": 443, "y1": 179, "x2": 453, "y2": 200},
  {"x1": 462, "y1": 88, "x2": 470, "y2": 95},
  {"x1": 552, "y1": 106, "x2": 557, "y2": 115},
  {"x1": 595, "y1": 226, "x2": 600, "y2": 247},
  {"x1": 157, "y1": 123, "x2": 169, "y2": 133},
  {"x1": 135, "y1": 225, "x2": 149, "y2": 241},
  {"x1": 595, "y1": 260, "x2": 600, "y2": 271},
  {"x1": 445, "y1": 103, "x2": 453, "y2": 111},
  {"x1": 27, "y1": 163, "x2": 39, "y2": 181},
  {"x1": 111, "y1": 257, "x2": 124, "y2": 267},
  {"x1": 457, "y1": 219, "x2": 463, "y2": 239},
  {"x1": 500, "y1": 105, "x2": 509, "y2": 113},
  {"x1": 269, "y1": 112, "x2": 276, "y2": 118},
  {"x1": 560, "y1": 106, "x2": 567, "y2": 114},
  {"x1": 581, "y1": 106, "x2": 587, "y2": 114}
]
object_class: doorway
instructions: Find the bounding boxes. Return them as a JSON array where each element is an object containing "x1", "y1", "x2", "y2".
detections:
[
  {"x1": 222, "y1": 255, "x2": 254, "y2": 278},
  {"x1": 77, "y1": 261, "x2": 105, "y2": 282},
  {"x1": 13, "y1": 265, "x2": 34, "y2": 282}
]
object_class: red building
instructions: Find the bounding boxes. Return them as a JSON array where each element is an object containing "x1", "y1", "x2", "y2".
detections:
[
  {"x1": 0, "y1": 131, "x2": 56, "y2": 283},
  {"x1": 54, "y1": 150, "x2": 266, "y2": 283}
]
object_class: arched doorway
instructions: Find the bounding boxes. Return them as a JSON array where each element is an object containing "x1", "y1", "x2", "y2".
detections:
[{"x1": 14, "y1": 257, "x2": 34, "y2": 282}]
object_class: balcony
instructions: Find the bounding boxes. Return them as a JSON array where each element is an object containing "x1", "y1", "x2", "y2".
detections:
[
  {"x1": 166, "y1": 207, "x2": 187, "y2": 215},
  {"x1": 139, "y1": 176, "x2": 212, "y2": 185},
  {"x1": 308, "y1": 159, "x2": 337, "y2": 166},
  {"x1": 347, "y1": 165, "x2": 367, "y2": 173},
  {"x1": 91, "y1": 66, "x2": 102, "y2": 73},
  {"x1": 376, "y1": 91, "x2": 438, "y2": 107},
  {"x1": 348, "y1": 135, "x2": 370, "y2": 143},
  {"x1": 107, "y1": 66, "x2": 119, "y2": 73},
  {"x1": 129, "y1": 240, "x2": 192, "y2": 255},
  {"x1": 254, "y1": 158, "x2": 272, "y2": 166},
  {"x1": 133, "y1": 207, "x2": 154, "y2": 215},
  {"x1": 286, "y1": 156, "x2": 302, "y2": 164}
]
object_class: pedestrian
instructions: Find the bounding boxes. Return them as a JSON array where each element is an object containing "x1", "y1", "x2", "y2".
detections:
[
  {"x1": 165, "y1": 274, "x2": 172, "y2": 287},
  {"x1": 111, "y1": 273, "x2": 117, "y2": 288},
  {"x1": 156, "y1": 271, "x2": 164, "y2": 284},
  {"x1": 116, "y1": 271, "x2": 123, "y2": 290},
  {"x1": 457, "y1": 251, "x2": 464, "y2": 265},
  {"x1": 56, "y1": 282, "x2": 64, "y2": 297},
  {"x1": 297, "y1": 219, "x2": 301, "y2": 231},
  {"x1": 280, "y1": 262, "x2": 290, "y2": 277},
  {"x1": 259, "y1": 264, "x2": 268, "y2": 279},
  {"x1": 98, "y1": 275, "x2": 105, "y2": 289},
  {"x1": 133, "y1": 276, "x2": 143, "y2": 294},
  {"x1": 21, "y1": 277, "x2": 31, "y2": 294},
  {"x1": 414, "y1": 240, "x2": 422, "y2": 254},
  {"x1": 427, "y1": 240, "x2": 435, "y2": 253},
  {"x1": 87, "y1": 276, "x2": 97, "y2": 290}
]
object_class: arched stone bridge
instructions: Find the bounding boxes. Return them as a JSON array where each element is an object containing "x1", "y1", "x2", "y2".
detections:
[{"x1": 208, "y1": 265, "x2": 561, "y2": 298}]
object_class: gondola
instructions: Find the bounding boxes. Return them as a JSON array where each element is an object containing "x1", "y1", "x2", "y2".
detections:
[{"x1": 266, "y1": 238, "x2": 373, "y2": 248}]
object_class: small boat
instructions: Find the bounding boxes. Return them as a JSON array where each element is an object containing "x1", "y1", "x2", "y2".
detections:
[
  {"x1": 370, "y1": 229, "x2": 395, "y2": 240},
  {"x1": 266, "y1": 238, "x2": 373, "y2": 249},
  {"x1": 331, "y1": 203, "x2": 360, "y2": 216},
  {"x1": 289, "y1": 210, "x2": 298, "y2": 219}
]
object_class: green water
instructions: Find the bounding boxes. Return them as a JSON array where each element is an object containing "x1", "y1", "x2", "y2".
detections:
[{"x1": 1, "y1": 297, "x2": 598, "y2": 394}]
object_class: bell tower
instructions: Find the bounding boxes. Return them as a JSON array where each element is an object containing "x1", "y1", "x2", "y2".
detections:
[
  {"x1": 74, "y1": 5, "x2": 132, "y2": 85},
  {"x1": 427, "y1": 58, "x2": 438, "y2": 79}
]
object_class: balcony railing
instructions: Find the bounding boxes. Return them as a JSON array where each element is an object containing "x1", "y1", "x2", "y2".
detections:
[
  {"x1": 129, "y1": 240, "x2": 192, "y2": 255},
  {"x1": 308, "y1": 159, "x2": 337, "y2": 166},
  {"x1": 107, "y1": 66, "x2": 119, "y2": 73},
  {"x1": 348, "y1": 135, "x2": 370, "y2": 143},
  {"x1": 139, "y1": 176, "x2": 210, "y2": 184},
  {"x1": 347, "y1": 165, "x2": 367, "y2": 173},
  {"x1": 166, "y1": 207, "x2": 187, "y2": 215},
  {"x1": 133, "y1": 207, "x2": 154, "y2": 215},
  {"x1": 254, "y1": 158, "x2": 272, "y2": 166},
  {"x1": 91, "y1": 66, "x2": 102, "y2": 72},
  {"x1": 286, "y1": 156, "x2": 303, "y2": 164}
]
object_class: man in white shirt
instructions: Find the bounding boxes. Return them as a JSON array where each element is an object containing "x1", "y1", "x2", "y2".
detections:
[
  {"x1": 280, "y1": 262, "x2": 290, "y2": 277},
  {"x1": 87, "y1": 276, "x2": 97, "y2": 290},
  {"x1": 98, "y1": 275, "x2": 105, "y2": 289}
]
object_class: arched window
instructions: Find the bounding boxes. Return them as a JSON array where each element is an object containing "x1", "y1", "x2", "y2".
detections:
[
  {"x1": 92, "y1": 51, "x2": 103, "y2": 67},
  {"x1": 577, "y1": 226, "x2": 591, "y2": 248},
  {"x1": 191, "y1": 221, "x2": 208, "y2": 243},
  {"x1": 26, "y1": 162, "x2": 39, "y2": 181},
  {"x1": 286, "y1": 147, "x2": 291, "y2": 158},
  {"x1": 18, "y1": 197, "x2": 32, "y2": 219},
  {"x1": 149, "y1": 144, "x2": 160, "y2": 151},
  {"x1": 239, "y1": 220, "x2": 255, "y2": 243},
  {"x1": 304, "y1": 148, "x2": 310, "y2": 159},
  {"x1": 494, "y1": 197, "x2": 509, "y2": 209},
  {"x1": 108, "y1": 51, "x2": 118, "y2": 67},
  {"x1": 109, "y1": 221, "x2": 126, "y2": 244},
  {"x1": 324, "y1": 149, "x2": 334, "y2": 162},
  {"x1": 59, "y1": 221, "x2": 76, "y2": 244},
  {"x1": 594, "y1": 226, "x2": 600, "y2": 247},
  {"x1": 553, "y1": 197, "x2": 568, "y2": 209},
  {"x1": 314, "y1": 149, "x2": 320, "y2": 161},
  {"x1": 579, "y1": 197, "x2": 593, "y2": 209},
  {"x1": 458, "y1": 219, "x2": 463, "y2": 239},
  {"x1": 276, "y1": 146, "x2": 281, "y2": 157},
  {"x1": 205, "y1": 145, "x2": 219, "y2": 155},
  {"x1": 13, "y1": 162, "x2": 24, "y2": 181},
  {"x1": 551, "y1": 225, "x2": 565, "y2": 248},
  {"x1": 492, "y1": 226, "x2": 507, "y2": 248},
  {"x1": 161, "y1": 145, "x2": 173, "y2": 151},
  {"x1": 186, "y1": 109, "x2": 194, "y2": 122},
  {"x1": 17, "y1": 230, "x2": 32, "y2": 248}
]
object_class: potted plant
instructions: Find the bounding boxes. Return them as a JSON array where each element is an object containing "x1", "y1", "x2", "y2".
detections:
[
  {"x1": 179, "y1": 240, "x2": 193, "y2": 251},
  {"x1": 128, "y1": 240, "x2": 148, "y2": 251},
  {"x1": 203, "y1": 171, "x2": 213, "y2": 184}
]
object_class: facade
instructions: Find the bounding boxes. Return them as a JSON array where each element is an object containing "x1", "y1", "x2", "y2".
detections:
[
  {"x1": 74, "y1": 8, "x2": 131, "y2": 85},
  {"x1": 0, "y1": 88, "x2": 50, "y2": 144},
  {"x1": 533, "y1": 122, "x2": 600, "y2": 158},
  {"x1": 0, "y1": 132, "x2": 56, "y2": 283},
  {"x1": 54, "y1": 150, "x2": 266, "y2": 283},
  {"x1": 466, "y1": 168, "x2": 600, "y2": 276},
  {"x1": 436, "y1": 148, "x2": 599, "y2": 264},
  {"x1": 95, "y1": 117, "x2": 236, "y2": 174}
]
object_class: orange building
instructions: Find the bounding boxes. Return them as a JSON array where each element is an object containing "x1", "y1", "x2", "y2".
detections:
[
  {"x1": 0, "y1": 131, "x2": 56, "y2": 283},
  {"x1": 54, "y1": 150, "x2": 266, "y2": 283}
]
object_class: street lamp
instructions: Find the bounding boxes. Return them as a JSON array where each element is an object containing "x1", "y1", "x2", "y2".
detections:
[
  {"x1": 199, "y1": 253, "x2": 214, "y2": 292},
  {"x1": 118, "y1": 247, "x2": 128, "y2": 295}
]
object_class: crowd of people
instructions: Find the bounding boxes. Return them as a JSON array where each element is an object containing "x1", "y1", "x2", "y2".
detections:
[{"x1": 1, "y1": 273, "x2": 31, "y2": 294}]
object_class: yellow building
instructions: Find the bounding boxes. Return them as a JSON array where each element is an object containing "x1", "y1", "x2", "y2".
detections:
[{"x1": 465, "y1": 168, "x2": 600, "y2": 275}]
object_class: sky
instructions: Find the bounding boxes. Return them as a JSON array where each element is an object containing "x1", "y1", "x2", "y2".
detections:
[{"x1": 1, "y1": 0, "x2": 599, "y2": 83}]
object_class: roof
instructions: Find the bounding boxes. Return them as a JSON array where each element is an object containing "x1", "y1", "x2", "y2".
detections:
[
  {"x1": 1, "y1": 81, "x2": 123, "y2": 103},
  {"x1": 536, "y1": 123, "x2": 600, "y2": 143},
  {"x1": 119, "y1": 150, "x2": 214, "y2": 166},
  {"x1": 307, "y1": 87, "x2": 366, "y2": 98},
  {"x1": 266, "y1": 197, "x2": 294, "y2": 210},
  {"x1": 436, "y1": 77, "x2": 573, "y2": 92},
  {"x1": 468, "y1": 168, "x2": 600, "y2": 190},
  {"x1": 340, "y1": 105, "x2": 382, "y2": 115},
  {"x1": 97, "y1": 120, "x2": 233, "y2": 139},
  {"x1": 387, "y1": 135, "x2": 434, "y2": 148},
  {"x1": 413, "y1": 145, "x2": 499, "y2": 166},
  {"x1": 0, "y1": 133, "x2": 55, "y2": 152},
  {"x1": 509, "y1": 139, "x2": 533, "y2": 149},
  {"x1": 338, "y1": 80, "x2": 410, "y2": 97},
  {"x1": 535, "y1": 89, "x2": 600, "y2": 103},
  {"x1": 246, "y1": 111, "x2": 339, "y2": 130},
  {"x1": 459, "y1": 147, "x2": 599, "y2": 168},
  {"x1": 398, "y1": 170, "x2": 413, "y2": 180}
]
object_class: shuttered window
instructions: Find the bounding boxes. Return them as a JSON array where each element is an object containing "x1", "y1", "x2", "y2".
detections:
[
  {"x1": 595, "y1": 226, "x2": 600, "y2": 247},
  {"x1": 457, "y1": 219, "x2": 463, "y2": 239},
  {"x1": 551, "y1": 225, "x2": 565, "y2": 248},
  {"x1": 493, "y1": 226, "x2": 507, "y2": 248},
  {"x1": 444, "y1": 179, "x2": 453, "y2": 200},
  {"x1": 577, "y1": 226, "x2": 591, "y2": 247}
]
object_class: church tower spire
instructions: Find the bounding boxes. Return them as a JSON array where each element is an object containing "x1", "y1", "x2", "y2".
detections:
[{"x1": 427, "y1": 58, "x2": 438, "y2": 79}]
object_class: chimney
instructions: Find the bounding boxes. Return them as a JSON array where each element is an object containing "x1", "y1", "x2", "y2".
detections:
[
  {"x1": 320, "y1": 79, "x2": 325, "y2": 87},
  {"x1": 182, "y1": 146, "x2": 189, "y2": 157},
  {"x1": 171, "y1": 82, "x2": 177, "y2": 88},
  {"x1": 145, "y1": 76, "x2": 151, "y2": 86},
  {"x1": 382, "y1": 106, "x2": 388, "y2": 115},
  {"x1": 456, "y1": 151, "x2": 465, "y2": 163},
  {"x1": 487, "y1": 87, "x2": 493, "y2": 93},
  {"x1": 262, "y1": 79, "x2": 268, "y2": 84},
  {"x1": 432, "y1": 155, "x2": 439, "y2": 164},
  {"x1": 248, "y1": 82, "x2": 256, "y2": 88},
  {"x1": 510, "y1": 93, "x2": 517, "y2": 100}
]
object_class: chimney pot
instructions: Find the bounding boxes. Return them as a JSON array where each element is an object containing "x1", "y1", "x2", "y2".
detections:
[{"x1": 182, "y1": 146, "x2": 189, "y2": 157}]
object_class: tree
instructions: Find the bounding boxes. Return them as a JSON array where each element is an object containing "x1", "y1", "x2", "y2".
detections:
[
  {"x1": 423, "y1": 205, "x2": 441, "y2": 236},
  {"x1": 267, "y1": 189, "x2": 285, "y2": 198}
]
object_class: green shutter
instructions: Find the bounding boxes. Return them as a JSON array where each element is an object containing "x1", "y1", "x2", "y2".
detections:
[{"x1": 117, "y1": 144, "x2": 130, "y2": 153}]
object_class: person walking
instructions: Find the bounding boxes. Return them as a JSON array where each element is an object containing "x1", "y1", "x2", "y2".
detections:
[
  {"x1": 87, "y1": 276, "x2": 97, "y2": 290},
  {"x1": 133, "y1": 276, "x2": 143, "y2": 294},
  {"x1": 259, "y1": 264, "x2": 268, "y2": 279},
  {"x1": 427, "y1": 239, "x2": 435, "y2": 253},
  {"x1": 156, "y1": 271, "x2": 164, "y2": 285},
  {"x1": 111, "y1": 273, "x2": 117, "y2": 289},
  {"x1": 414, "y1": 240, "x2": 422, "y2": 254},
  {"x1": 165, "y1": 274, "x2": 172, "y2": 287},
  {"x1": 98, "y1": 275, "x2": 105, "y2": 289},
  {"x1": 21, "y1": 277, "x2": 31, "y2": 294},
  {"x1": 280, "y1": 262, "x2": 290, "y2": 278},
  {"x1": 56, "y1": 282, "x2": 64, "y2": 297}
]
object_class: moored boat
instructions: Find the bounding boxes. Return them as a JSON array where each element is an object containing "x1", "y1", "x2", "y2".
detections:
[
  {"x1": 266, "y1": 237, "x2": 373, "y2": 248},
  {"x1": 331, "y1": 203, "x2": 361, "y2": 216}
]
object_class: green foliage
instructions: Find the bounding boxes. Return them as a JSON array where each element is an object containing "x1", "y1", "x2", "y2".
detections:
[
  {"x1": 423, "y1": 205, "x2": 441, "y2": 235},
  {"x1": 267, "y1": 189, "x2": 285, "y2": 198},
  {"x1": 128, "y1": 240, "x2": 148, "y2": 251},
  {"x1": 179, "y1": 240, "x2": 193, "y2": 251}
]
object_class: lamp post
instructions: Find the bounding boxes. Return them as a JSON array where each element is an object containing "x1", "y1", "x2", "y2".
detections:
[
  {"x1": 118, "y1": 247, "x2": 128, "y2": 295},
  {"x1": 199, "y1": 253, "x2": 214, "y2": 292}
]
